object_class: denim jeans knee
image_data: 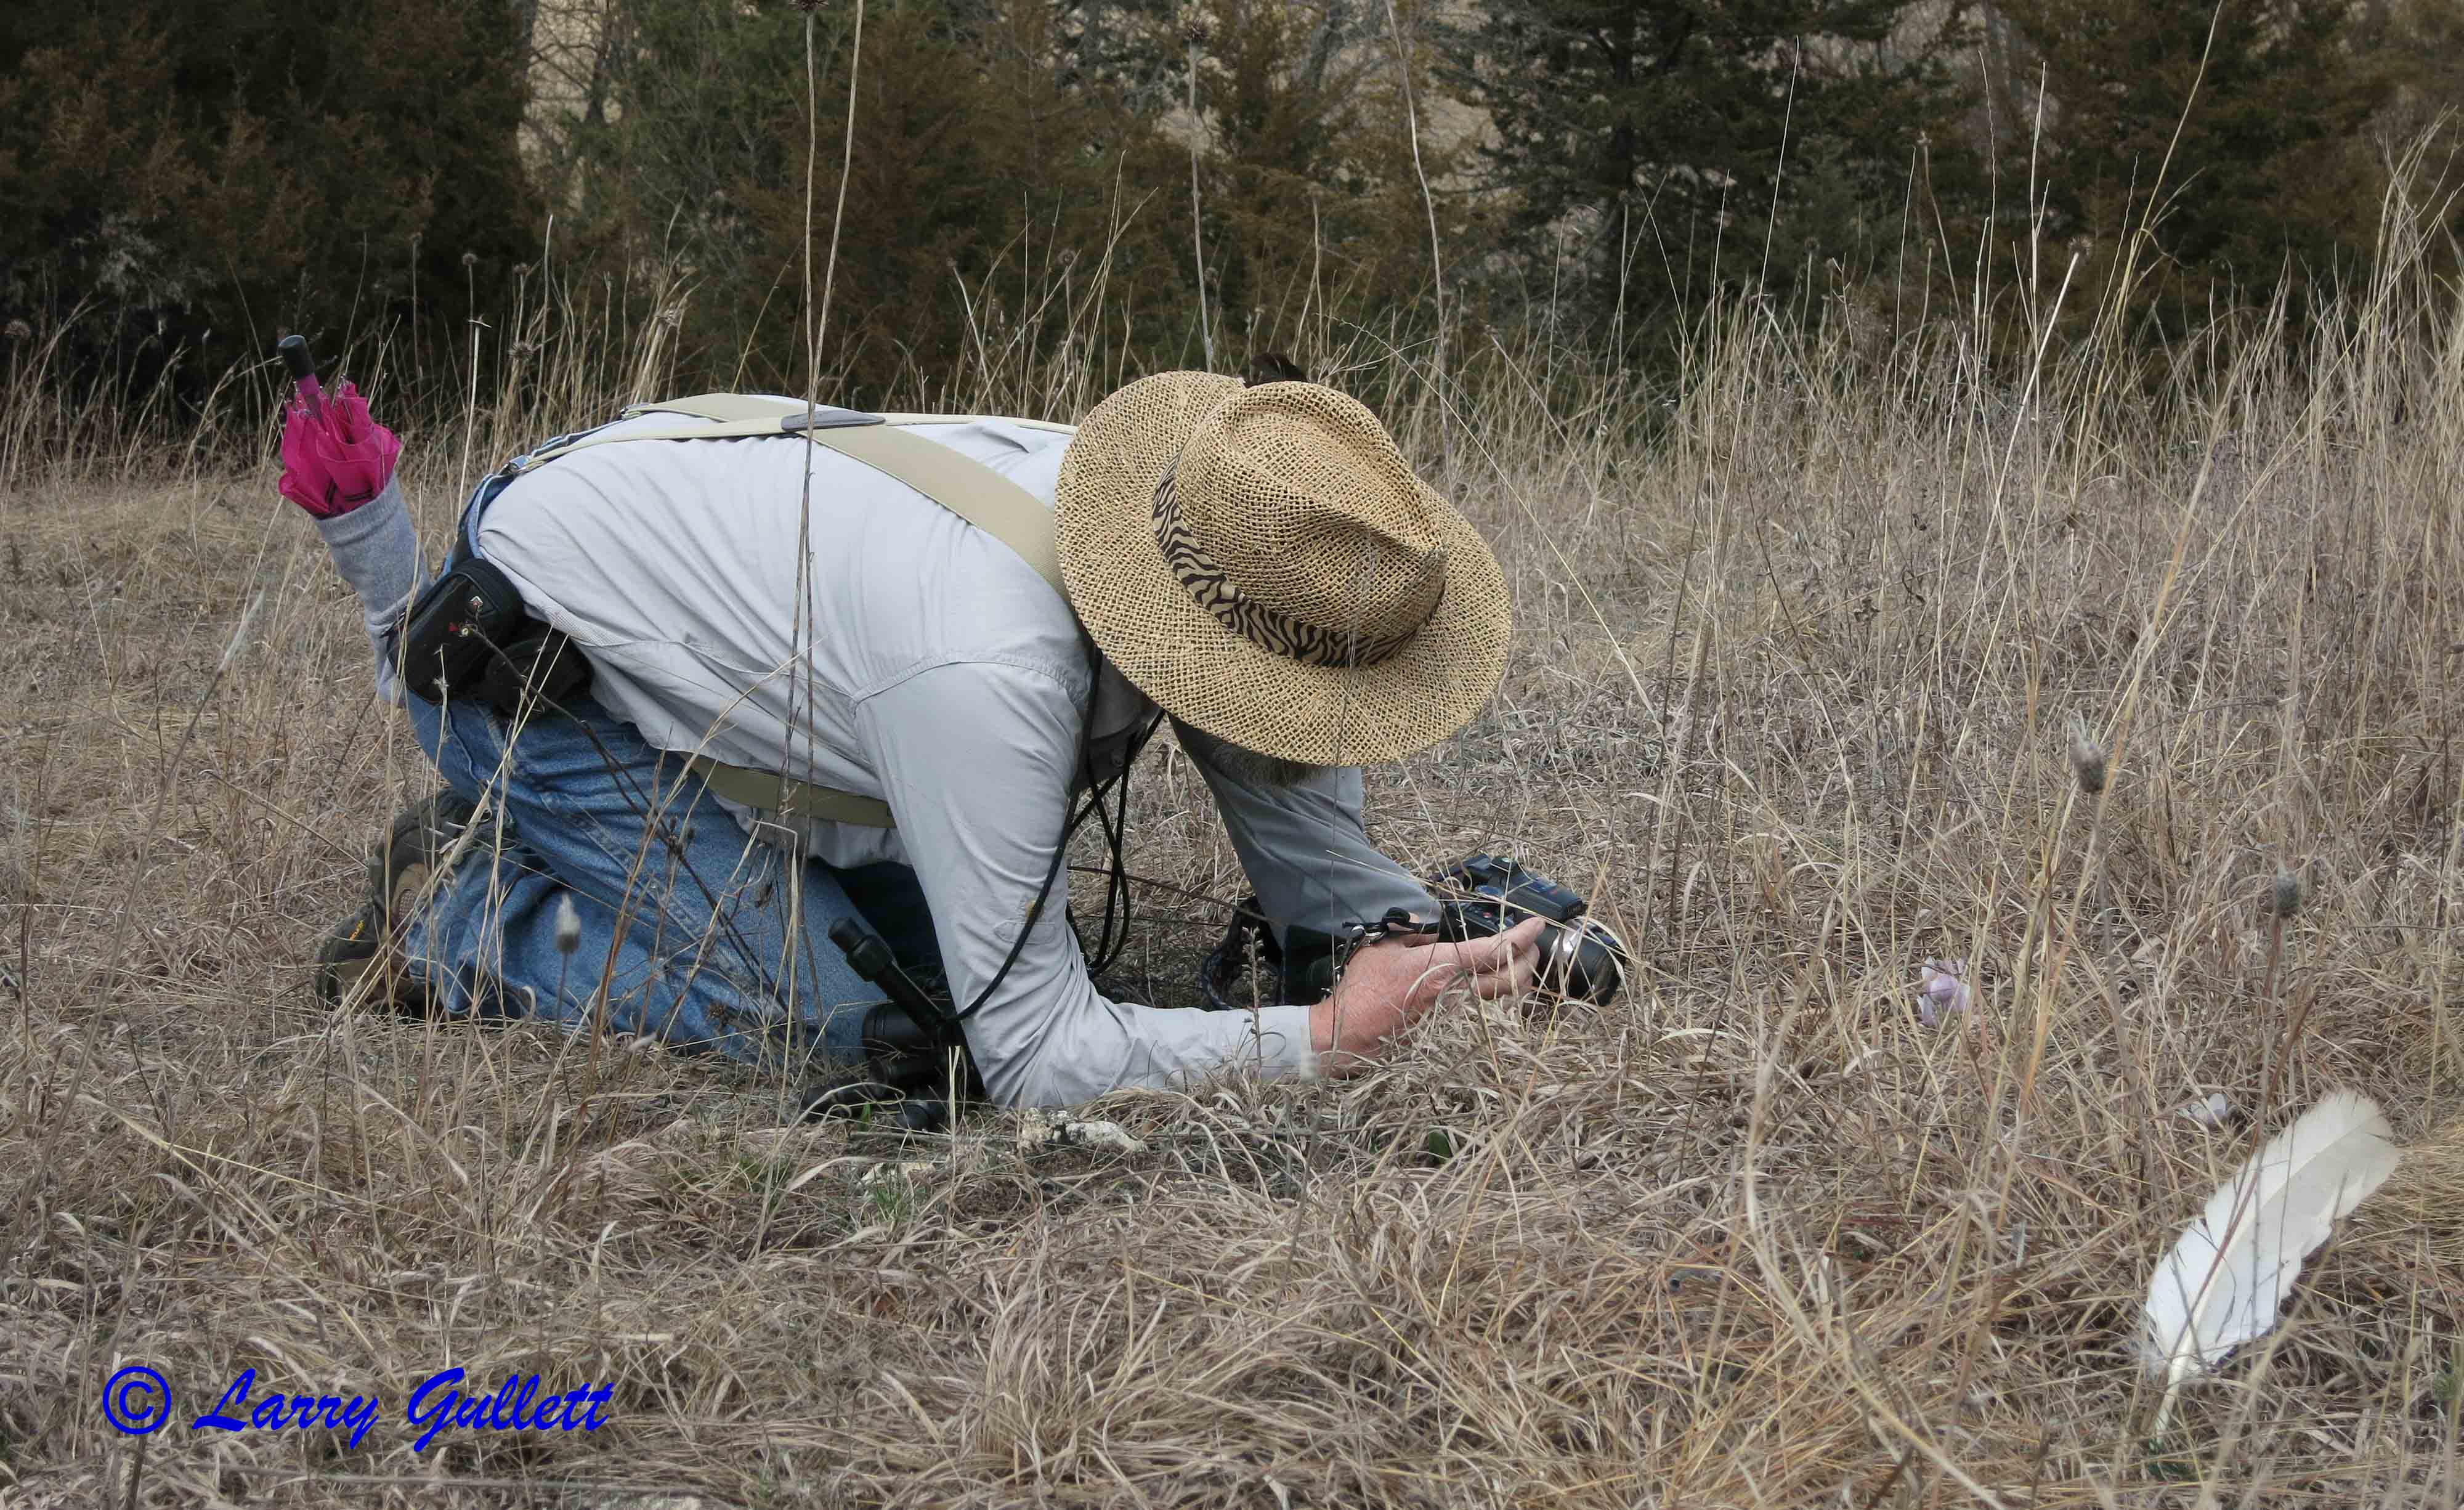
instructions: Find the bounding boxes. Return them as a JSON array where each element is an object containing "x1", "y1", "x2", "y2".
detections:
[{"x1": 391, "y1": 690, "x2": 944, "y2": 1074}]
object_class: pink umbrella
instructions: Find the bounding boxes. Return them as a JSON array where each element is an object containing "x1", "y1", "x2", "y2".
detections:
[{"x1": 276, "y1": 335, "x2": 401, "y2": 518}]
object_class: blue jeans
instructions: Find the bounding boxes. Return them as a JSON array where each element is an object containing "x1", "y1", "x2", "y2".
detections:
[{"x1": 398, "y1": 691, "x2": 947, "y2": 1076}]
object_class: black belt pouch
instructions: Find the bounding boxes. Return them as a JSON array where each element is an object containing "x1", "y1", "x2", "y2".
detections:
[{"x1": 397, "y1": 557, "x2": 591, "y2": 717}]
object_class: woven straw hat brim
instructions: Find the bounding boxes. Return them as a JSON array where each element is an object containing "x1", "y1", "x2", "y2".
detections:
[{"x1": 1056, "y1": 372, "x2": 1512, "y2": 767}]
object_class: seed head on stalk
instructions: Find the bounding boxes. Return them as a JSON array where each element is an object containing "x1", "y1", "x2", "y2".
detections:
[
  {"x1": 2059, "y1": 713, "x2": 2158, "y2": 1141},
  {"x1": 2069, "y1": 720, "x2": 2108, "y2": 796},
  {"x1": 2064, "y1": 716, "x2": 2114, "y2": 927},
  {"x1": 2255, "y1": 867, "x2": 2316, "y2": 1145},
  {"x1": 2258, "y1": 869, "x2": 2301, "y2": 1007},
  {"x1": 553, "y1": 892, "x2": 582, "y2": 1015}
]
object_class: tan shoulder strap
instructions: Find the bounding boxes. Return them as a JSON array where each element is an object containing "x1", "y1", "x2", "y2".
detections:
[
  {"x1": 505, "y1": 394, "x2": 1078, "y2": 829},
  {"x1": 513, "y1": 394, "x2": 1068, "y2": 598},
  {"x1": 813, "y1": 424, "x2": 1064, "y2": 592}
]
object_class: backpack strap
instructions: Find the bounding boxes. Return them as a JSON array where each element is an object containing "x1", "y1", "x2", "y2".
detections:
[
  {"x1": 506, "y1": 392, "x2": 1069, "y2": 597},
  {"x1": 498, "y1": 394, "x2": 1080, "y2": 830}
]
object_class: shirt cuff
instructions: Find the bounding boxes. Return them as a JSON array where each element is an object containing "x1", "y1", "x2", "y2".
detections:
[{"x1": 1246, "y1": 1002, "x2": 1320, "y2": 1082}]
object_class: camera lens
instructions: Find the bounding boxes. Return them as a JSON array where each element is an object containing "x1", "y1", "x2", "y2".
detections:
[{"x1": 1534, "y1": 918, "x2": 1624, "y2": 1005}]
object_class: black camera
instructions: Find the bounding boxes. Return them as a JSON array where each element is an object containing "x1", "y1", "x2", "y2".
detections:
[
  {"x1": 1432, "y1": 854, "x2": 1624, "y2": 1006},
  {"x1": 1198, "y1": 854, "x2": 1628, "y2": 1011}
]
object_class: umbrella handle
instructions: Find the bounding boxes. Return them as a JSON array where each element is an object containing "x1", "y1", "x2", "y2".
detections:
[{"x1": 278, "y1": 334, "x2": 327, "y2": 423}]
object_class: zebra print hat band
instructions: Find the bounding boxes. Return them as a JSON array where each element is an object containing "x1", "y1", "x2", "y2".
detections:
[
  {"x1": 1151, "y1": 461, "x2": 1445, "y2": 670},
  {"x1": 1053, "y1": 371, "x2": 1512, "y2": 766}
]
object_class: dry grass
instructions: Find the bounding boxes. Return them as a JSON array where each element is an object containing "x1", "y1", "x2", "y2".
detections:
[{"x1": 11, "y1": 184, "x2": 2464, "y2": 1508}]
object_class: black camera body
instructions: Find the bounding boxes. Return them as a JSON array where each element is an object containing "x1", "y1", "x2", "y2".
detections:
[
  {"x1": 1200, "y1": 854, "x2": 1627, "y2": 1012},
  {"x1": 1432, "y1": 854, "x2": 1623, "y2": 1006}
]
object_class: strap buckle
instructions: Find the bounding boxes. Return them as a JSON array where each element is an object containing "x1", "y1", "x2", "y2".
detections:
[
  {"x1": 779, "y1": 407, "x2": 886, "y2": 433},
  {"x1": 1332, "y1": 906, "x2": 1440, "y2": 970}
]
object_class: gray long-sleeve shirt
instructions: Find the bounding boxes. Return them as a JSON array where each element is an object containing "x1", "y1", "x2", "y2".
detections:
[{"x1": 316, "y1": 406, "x2": 1437, "y2": 1106}]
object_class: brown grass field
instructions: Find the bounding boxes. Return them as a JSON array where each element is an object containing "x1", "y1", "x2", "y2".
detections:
[{"x1": 10, "y1": 184, "x2": 2464, "y2": 1506}]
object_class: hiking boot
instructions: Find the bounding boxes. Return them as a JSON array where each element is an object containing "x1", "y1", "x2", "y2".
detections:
[{"x1": 312, "y1": 792, "x2": 481, "y2": 1013}]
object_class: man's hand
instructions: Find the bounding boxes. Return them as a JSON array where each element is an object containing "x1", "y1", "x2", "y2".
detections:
[{"x1": 1308, "y1": 916, "x2": 1547, "y2": 1074}]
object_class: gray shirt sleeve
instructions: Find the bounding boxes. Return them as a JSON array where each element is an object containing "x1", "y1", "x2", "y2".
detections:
[
  {"x1": 1172, "y1": 720, "x2": 1440, "y2": 948},
  {"x1": 312, "y1": 477, "x2": 423, "y2": 706},
  {"x1": 857, "y1": 659, "x2": 1318, "y2": 1108}
]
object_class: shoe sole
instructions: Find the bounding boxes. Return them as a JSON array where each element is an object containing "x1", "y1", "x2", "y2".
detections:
[
  {"x1": 312, "y1": 909, "x2": 440, "y2": 1015},
  {"x1": 377, "y1": 794, "x2": 480, "y2": 919},
  {"x1": 315, "y1": 793, "x2": 479, "y2": 1015}
]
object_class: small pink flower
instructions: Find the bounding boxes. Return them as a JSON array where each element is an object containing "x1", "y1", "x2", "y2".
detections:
[{"x1": 1915, "y1": 958, "x2": 1971, "y2": 1026}]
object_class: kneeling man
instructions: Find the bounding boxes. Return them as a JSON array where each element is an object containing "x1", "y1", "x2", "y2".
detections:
[{"x1": 299, "y1": 370, "x2": 1540, "y2": 1106}]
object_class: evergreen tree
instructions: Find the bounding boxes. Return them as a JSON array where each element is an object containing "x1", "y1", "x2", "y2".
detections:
[
  {"x1": 1189, "y1": 0, "x2": 1464, "y2": 359},
  {"x1": 1992, "y1": 0, "x2": 2396, "y2": 323},
  {"x1": 1436, "y1": 0, "x2": 1974, "y2": 343},
  {"x1": 0, "y1": 0, "x2": 538, "y2": 406},
  {"x1": 543, "y1": 0, "x2": 1459, "y2": 399},
  {"x1": 2386, "y1": 0, "x2": 2464, "y2": 136},
  {"x1": 546, "y1": 0, "x2": 1191, "y2": 404}
]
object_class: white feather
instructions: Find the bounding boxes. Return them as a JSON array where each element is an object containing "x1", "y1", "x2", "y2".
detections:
[{"x1": 2140, "y1": 1089, "x2": 2402, "y2": 1392}]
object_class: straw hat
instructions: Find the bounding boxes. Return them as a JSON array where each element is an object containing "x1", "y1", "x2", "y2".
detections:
[{"x1": 1055, "y1": 372, "x2": 1510, "y2": 766}]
